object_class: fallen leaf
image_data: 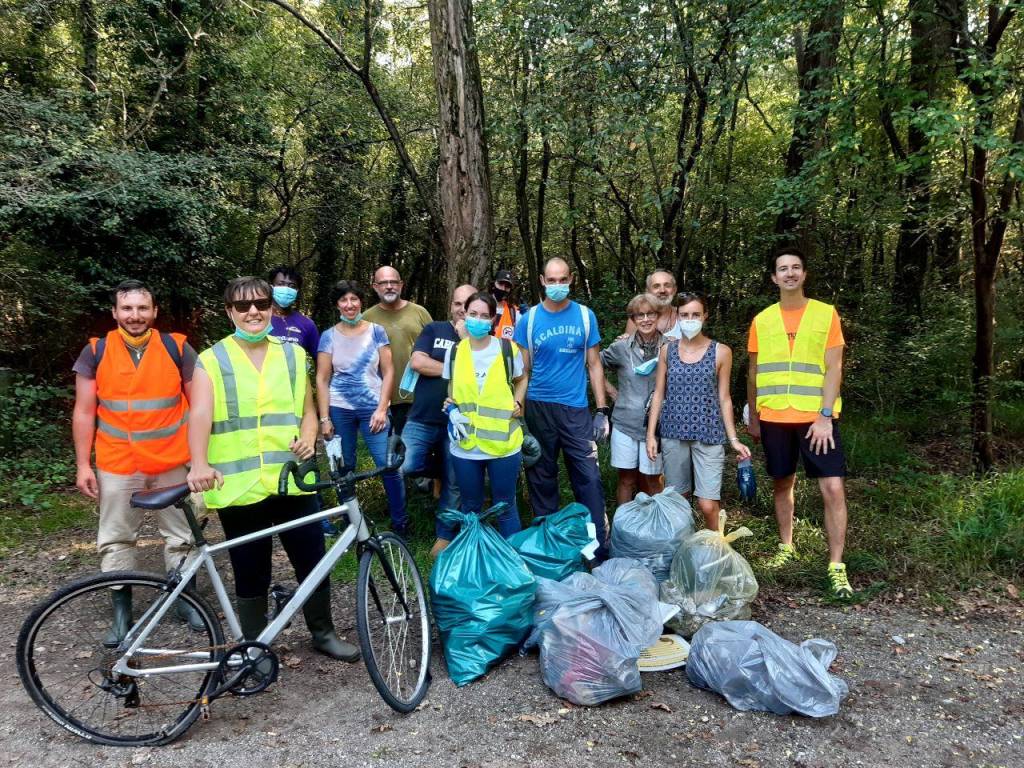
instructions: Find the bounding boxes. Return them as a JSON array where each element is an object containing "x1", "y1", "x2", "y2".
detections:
[
  {"x1": 284, "y1": 656, "x2": 302, "y2": 669},
  {"x1": 1008, "y1": 583, "x2": 1020, "y2": 599},
  {"x1": 737, "y1": 759, "x2": 760, "y2": 768},
  {"x1": 370, "y1": 724, "x2": 393, "y2": 734},
  {"x1": 517, "y1": 713, "x2": 559, "y2": 727},
  {"x1": 940, "y1": 652, "x2": 965, "y2": 663},
  {"x1": 650, "y1": 702, "x2": 673, "y2": 713}
]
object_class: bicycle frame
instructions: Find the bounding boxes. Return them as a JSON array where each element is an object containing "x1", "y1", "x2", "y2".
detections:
[{"x1": 110, "y1": 497, "x2": 371, "y2": 678}]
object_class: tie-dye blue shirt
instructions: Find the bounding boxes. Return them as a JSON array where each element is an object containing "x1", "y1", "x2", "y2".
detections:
[{"x1": 318, "y1": 323, "x2": 391, "y2": 410}]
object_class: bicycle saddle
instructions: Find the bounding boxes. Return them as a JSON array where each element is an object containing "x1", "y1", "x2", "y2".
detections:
[{"x1": 131, "y1": 483, "x2": 191, "y2": 510}]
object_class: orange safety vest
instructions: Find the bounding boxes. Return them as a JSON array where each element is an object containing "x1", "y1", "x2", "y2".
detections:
[
  {"x1": 492, "y1": 300, "x2": 517, "y2": 340},
  {"x1": 92, "y1": 330, "x2": 191, "y2": 475}
]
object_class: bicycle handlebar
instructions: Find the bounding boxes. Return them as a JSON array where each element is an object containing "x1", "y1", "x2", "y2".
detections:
[{"x1": 277, "y1": 434, "x2": 406, "y2": 496}]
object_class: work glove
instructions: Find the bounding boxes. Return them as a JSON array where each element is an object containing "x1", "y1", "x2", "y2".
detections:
[
  {"x1": 518, "y1": 420, "x2": 542, "y2": 468},
  {"x1": 592, "y1": 408, "x2": 610, "y2": 443},
  {"x1": 446, "y1": 404, "x2": 471, "y2": 442}
]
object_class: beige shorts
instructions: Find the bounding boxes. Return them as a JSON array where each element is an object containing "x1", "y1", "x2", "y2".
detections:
[{"x1": 660, "y1": 439, "x2": 725, "y2": 500}]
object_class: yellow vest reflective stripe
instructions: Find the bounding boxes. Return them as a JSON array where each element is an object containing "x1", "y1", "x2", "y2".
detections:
[
  {"x1": 753, "y1": 299, "x2": 843, "y2": 415},
  {"x1": 199, "y1": 336, "x2": 310, "y2": 508},
  {"x1": 451, "y1": 339, "x2": 523, "y2": 456}
]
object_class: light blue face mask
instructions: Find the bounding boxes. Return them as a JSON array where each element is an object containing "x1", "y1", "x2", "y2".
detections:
[
  {"x1": 398, "y1": 361, "x2": 419, "y2": 399},
  {"x1": 233, "y1": 322, "x2": 272, "y2": 343},
  {"x1": 633, "y1": 357, "x2": 658, "y2": 376},
  {"x1": 339, "y1": 311, "x2": 363, "y2": 326},
  {"x1": 272, "y1": 286, "x2": 298, "y2": 308},
  {"x1": 465, "y1": 316, "x2": 493, "y2": 339},
  {"x1": 544, "y1": 283, "x2": 570, "y2": 302}
]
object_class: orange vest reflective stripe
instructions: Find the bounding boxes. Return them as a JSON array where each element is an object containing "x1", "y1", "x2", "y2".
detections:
[{"x1": 93, "y1": 330, "x2": 190, "y2": 474}]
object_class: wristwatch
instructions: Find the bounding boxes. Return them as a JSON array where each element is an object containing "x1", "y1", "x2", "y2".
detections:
[{"x1": 819, "y1": 407, "x2": 833, "y2": 418}]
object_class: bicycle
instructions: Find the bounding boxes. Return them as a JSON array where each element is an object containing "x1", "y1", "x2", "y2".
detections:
[{"x1": 16, "y1": 436, "x2": 432, "y2": 746}]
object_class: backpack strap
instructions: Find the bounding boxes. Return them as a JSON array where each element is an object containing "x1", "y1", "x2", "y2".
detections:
[
  {"x1": 526, "y1": 305, "x2": 538, "y2": 359},
  {"x1": 500, "y1": 338, "x2": 514, "y2": 392},
  {"x1": 159, "y1": 332, "x2": 183, "y2": 376},
  {"x1": 578, "y1": 303, "x2": 591, "y2": 348},
  {"x1": 93, "y1": 336, "x2": 107, "y2": 368}
]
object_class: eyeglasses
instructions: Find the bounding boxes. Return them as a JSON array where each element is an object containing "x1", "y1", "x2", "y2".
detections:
[
  {"x1": 374, "y1": 280, "x2": 402, "y2": 287},
  {"x1": 229, "y1": 298, "x2": 273, "y2": 312},
  {"x1": 633, "y1": 311, "x2": 659, "y2": 320}
]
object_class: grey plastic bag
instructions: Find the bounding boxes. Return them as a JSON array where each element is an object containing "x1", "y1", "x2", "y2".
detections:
[
  {"x1": 660, "y1": 512, "x2": 758, "y2": 637},
  {"x1": 610, "y1": 488, "x2": 694, "y2": 582},
  {"x1": 525, "y1": 558, "x2": 670, "y2": 706},
  {"x1": 686, "y1": 620, "x2": 849, "y2": 717}
]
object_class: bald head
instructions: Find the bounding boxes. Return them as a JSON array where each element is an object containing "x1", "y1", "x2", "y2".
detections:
[
  {"x1": 371, "y1": 265, "x2": 403, "y2": 306},
  {"x1": 450, "y1": 284, "x2": 476, "y2": 322},
  {"x1": 646, "y1": 270, "x2": 676, "y2": 302}
]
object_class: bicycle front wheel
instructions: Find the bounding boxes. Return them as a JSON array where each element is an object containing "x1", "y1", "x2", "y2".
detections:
[
  {"x1": 356, "y1": 533, "x2": 431, "y2": 712},
  {"x1": 16, "y1": 571, "x2": 224, "y2": 746}
]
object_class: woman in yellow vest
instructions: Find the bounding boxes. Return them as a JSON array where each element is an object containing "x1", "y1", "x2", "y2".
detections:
[
  {"x1": 186, "y1": 276, "x2": 358, "y2": 661},
  {"x1": 441, "y1": 292, "x2": 529, "y2": 549}
]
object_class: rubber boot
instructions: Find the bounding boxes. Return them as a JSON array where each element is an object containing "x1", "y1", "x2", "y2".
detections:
[
  {"x1": 237, "y1": 595, "x2": 269, "y2": 641},
  {"x1": 175, "y1": 578, "x2": 206, "y2": 632},
  {"x1": 303, "y1": 584, "x2": 359, "y2": 662},
  {"x1": 103, "y1": 587, "x2": 132, "y2": 648}
]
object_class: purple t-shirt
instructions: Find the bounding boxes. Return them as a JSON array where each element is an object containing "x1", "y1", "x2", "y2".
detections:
[{"x1": 270, "y1": 312, "x2": 319, "y2": 360}]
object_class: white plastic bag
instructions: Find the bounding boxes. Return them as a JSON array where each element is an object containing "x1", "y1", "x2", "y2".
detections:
[
  {"x1": 525, "y1": 558, "x2": 674, "y2": 706},
  {"x1": 686, "y1": 620, "x2": 848, "y2": 717},
  {"x1": 660, "y1": 512, "x2": 758, "y2": 637},
  {"x1": 610, "y1": 488, "x2": 694, "y2": 582}
]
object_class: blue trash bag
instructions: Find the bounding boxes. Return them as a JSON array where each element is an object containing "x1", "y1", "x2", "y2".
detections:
[
  {"x1": 507, "y1": 503, "x2": 597, "y2": 581},
  {"x1": 686, "y1": 620, "x2": 849, "y2": 717},
  {"x1": 524, "y1": 558, "x2": 669, "y2": 706},
  {"x1": 429, "y1": 504, "x2": 537, "y2": 686},
  {"x1": 610, "y1": 488, "x2": 694, "y2": 582}
]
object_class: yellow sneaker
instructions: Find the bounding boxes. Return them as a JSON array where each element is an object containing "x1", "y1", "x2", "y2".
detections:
[
  {"x1": 827, "y1": 562, "x2": 854, "y2": 599},
  {"x1": 763, "y1": 543, "x2": 797, "y2": 569}
]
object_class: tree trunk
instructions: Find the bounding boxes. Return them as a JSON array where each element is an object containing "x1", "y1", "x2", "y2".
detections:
[
  {"x1": 513, "y1": 42, "x2": 539, "y2": 302},
  {"x1": 428, "y1": 0, "x2": 496, "y2": 293},
  {"x1": 78, "y1": 0, "x2": 99, "y2": 102},
  {"x1": 774, "y1": 0, "x2": 845, "y2": 245}
]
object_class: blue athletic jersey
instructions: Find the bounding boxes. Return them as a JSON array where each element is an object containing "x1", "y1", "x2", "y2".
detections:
[{"x1": 513, "y1": 301, "x2": 600, "y2": 408}]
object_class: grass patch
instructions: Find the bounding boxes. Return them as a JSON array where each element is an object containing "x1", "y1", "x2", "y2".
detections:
[{"x1": 0, "y1": 491, "x2": 94, "y2": 553}]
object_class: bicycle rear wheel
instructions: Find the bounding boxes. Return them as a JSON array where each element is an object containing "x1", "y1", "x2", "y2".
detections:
[
  {"x1": 356, "y1": 533, "x2": 431, "y2": 712},
  {"x1": 17, "y1": 571, "x2": 223, "y2": 746}
]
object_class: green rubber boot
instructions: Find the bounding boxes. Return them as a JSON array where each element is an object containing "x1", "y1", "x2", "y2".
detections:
[
  {"x1": 103, "y1": 587, "x2": 133, "y2": 648},
  {"x1": 236, "y1": 595, "x2": 269, "y2": 641},
  {"x1": 303, "y1": 584, "x2": 360, "y2": 662},
  {"x1": 175, "y1": 578, "x2": 206, "y2": 632}
]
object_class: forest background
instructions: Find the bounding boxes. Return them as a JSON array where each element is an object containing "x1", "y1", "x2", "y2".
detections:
[{"x1": 1, "y1": 0, "x2": 1021, "y2": 595}]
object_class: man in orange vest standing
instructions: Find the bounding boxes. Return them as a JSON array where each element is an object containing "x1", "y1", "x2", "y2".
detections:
[
  {"x1": 490, "y1": 269, "x2": 518, "y2": 340},
  {"x1": 746, "y1": 248, "x2": 853, "y2": 599},
  {"x1": 72, "y1": 279, "x2": 203, "y2": 642}
]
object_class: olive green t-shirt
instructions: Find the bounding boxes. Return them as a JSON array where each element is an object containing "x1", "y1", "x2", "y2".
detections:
[{"x1": 363, "y1": 301, "x2": 432, "y2": 404}]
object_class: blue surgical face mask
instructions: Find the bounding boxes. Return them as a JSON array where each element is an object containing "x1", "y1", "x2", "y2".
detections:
[
  {"x1": 544, "y1": 283, "x2": 570, "y2": 302},
  {"x1": 339, "y1": 311, "x2": 363, "y2": 326},
  {"x1": 633, "y1": 357, "x2": 658, "y2": 376},
  {"x1": 233, "y1": 322, "x2": 272, "y2": 343},
  {"x1": 465, "y1": 316, "x2": 492, "y2": 339},
  {"x1": 272, "y1": 286, "x2": 298, "y2": 308}
]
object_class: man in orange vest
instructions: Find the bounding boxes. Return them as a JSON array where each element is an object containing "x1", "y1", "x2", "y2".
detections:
[
  {"x1": 745, "y1": 248, "x2": 852, "y2": 599},
  {"x1": 490, "y1": 269, "x2": 518, "y2": 340},
  {"x1": 72, "y1": 280, "x2": 202, "y2": 641}
]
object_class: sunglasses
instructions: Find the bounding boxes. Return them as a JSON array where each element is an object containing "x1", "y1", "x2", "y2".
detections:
[{"x1": 229, "y1": 298, "x2": 273, "y2": 312}]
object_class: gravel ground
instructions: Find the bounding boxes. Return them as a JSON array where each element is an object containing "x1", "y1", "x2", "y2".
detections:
[{"x1": 1, "y1": 517, "x2": 1021, "y2": 768}]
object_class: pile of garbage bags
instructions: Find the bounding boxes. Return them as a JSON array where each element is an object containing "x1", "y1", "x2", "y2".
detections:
[
  {"x1": 508, "y1": 503, "x2": 598, "y2": 581},
  {"x1": 686, "y1": 620, "x2": 848, "y2": 717},
  {"x1": 525, "y1": 558, "x2": 677, "y2": 706},
  {"x1": 429, "y1": 505, "x2": 537, "y2": 686},
  {"x1": 660, "y1": 512, "x2": 758, "y2": 637},
  {"x1": 610, "y1": 488, "x2": 694, "y2": 582}
]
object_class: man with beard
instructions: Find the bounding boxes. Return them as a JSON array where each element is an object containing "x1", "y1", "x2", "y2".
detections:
[
  {"x1": 363, "y1": 266, "x2": 432, "y2": 434},
  {"x1": 72, "y1": 279, "x2": 203, "y2": 643},
  {"x1": 621, "y1": 270, "x2": 681, "y2": 337}
]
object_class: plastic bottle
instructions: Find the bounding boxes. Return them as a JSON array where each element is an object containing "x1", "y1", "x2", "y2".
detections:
[{"x1": 736, "y1": 458, "x2": 756, "y2": 501}]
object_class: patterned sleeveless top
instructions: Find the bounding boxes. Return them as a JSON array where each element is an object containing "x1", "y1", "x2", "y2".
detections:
[{"x1": 659, "y1": 340, "x2": 725, "y2": 444}]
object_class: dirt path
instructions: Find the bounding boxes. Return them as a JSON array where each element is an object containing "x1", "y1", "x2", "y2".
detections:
[{"x1": 1, "y1": 518, "x2": 1021, "y2": 768}]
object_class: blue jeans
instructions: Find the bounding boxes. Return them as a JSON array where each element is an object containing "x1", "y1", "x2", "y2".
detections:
[
  {"x1": 447, "y1": 452, "x2": 522, "y2": 540},
  {"x1": 329, "y1": 405, "x2": 407, "y2": 531},
  {"x1": 401, "y1": 420, "x2": 461, "y2": 536}
]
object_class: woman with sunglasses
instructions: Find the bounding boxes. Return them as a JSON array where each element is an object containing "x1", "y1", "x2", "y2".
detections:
[
  {"x1": 600, "y1": 293, "x2": 668, "y2": 505},
  {"x1": 315, "y1": 280, "x2": 406, "y2": 537},
  {"x1": 646, "y1": 292, "x2": 751, "y2": 530},
  {"x1": 186, "y1": 276, "x2": 358, "y2": 661}
]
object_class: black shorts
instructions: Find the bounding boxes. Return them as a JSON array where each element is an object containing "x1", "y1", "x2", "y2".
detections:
[{"x1": 760, "y1": 420, "x2": 847, "y2": 479}]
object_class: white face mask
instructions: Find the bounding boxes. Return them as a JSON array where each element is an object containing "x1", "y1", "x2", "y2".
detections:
[{"x1": 678, "y1": 318, "x2": 703, "y2": 339}]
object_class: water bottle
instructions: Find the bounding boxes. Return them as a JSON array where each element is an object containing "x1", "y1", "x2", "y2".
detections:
[{"x1": 736, "y1": 458, "x2": 756, "y2": 501}]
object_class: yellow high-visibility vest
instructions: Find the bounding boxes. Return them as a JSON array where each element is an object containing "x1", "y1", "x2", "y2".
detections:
[
  {"x1": 198, "y1": 336, "x2": 311, "y2": 509},
  {"x1": 754, "y1": 299, "x2": 843, "y2": 416},
  {"x1": 451, "y1": 338, "x2": 523, "y2": 457}
]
